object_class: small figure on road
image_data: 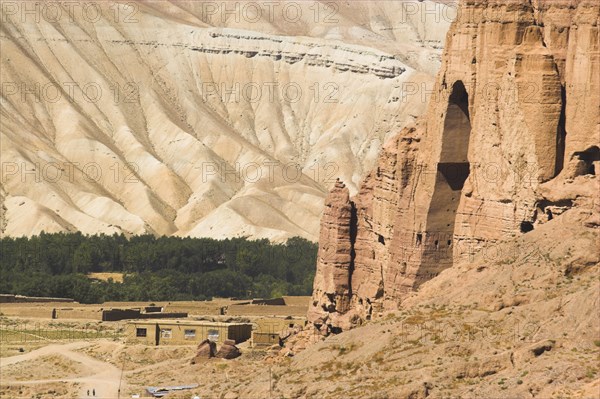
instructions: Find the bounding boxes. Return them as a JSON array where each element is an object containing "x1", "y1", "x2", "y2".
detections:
[
  {"x1": 87, "y1": 390, "x2": 89, "y2": 396},
  {"x1": 92, "y1": 388, "x2": 96, "y2": 396}
]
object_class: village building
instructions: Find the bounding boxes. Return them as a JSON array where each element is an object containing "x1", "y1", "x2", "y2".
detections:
[{"x1": 126, "y1": 319, "x2": 252, "y2": 346}]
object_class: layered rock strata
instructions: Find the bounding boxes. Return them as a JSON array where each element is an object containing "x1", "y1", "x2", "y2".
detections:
[{"x1": 0, "y1": 0, "x2": 452, "y2": 241}]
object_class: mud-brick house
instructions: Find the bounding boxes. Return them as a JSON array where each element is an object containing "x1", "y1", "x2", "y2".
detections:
[{"x1": 126, "y1": 319, "x2": 252, "y2": 346}]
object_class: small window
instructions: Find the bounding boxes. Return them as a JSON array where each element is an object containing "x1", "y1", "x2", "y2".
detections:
[
  {"x1": 160, "y1": 328, "x2": 172, "y2": 338},
  {"x1": 184, "y1": 329, "x2": 196, "y2": 339},
  {"x1": 207, "y1": 329, "x2": 219, "y2": 342},
  {"x1": 136, "y1": 328, "x2": 147, "y2": 337}
]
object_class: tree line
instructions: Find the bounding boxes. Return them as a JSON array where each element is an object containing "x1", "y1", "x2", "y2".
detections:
[{"x1": 0, "y1": 233, "x2": 317, "y2": 304}]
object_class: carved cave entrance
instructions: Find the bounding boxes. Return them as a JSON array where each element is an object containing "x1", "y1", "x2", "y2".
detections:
[{"x1": 422, "y1": 81, "x2": 471, "y2": 269}]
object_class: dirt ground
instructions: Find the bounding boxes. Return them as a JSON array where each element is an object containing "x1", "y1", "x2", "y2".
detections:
[
  {"x1": 1, "y1": 353, "x2": 90, "y2": 381},
  {"x1": 0, "y1": 297, "x2": 310, "y2": 321},
  {"x1": 0, "y1": 298, "x2": 309, "y2": 398},
  {"x1": 0, "y1": 381, "x2": 79, "y2": 399},
  {"x1": 0, "y1": 341, "x2": 121, "y2": 398},
  {"x1": 0, "y1": 335, "x2": 276, "y2": 399}
]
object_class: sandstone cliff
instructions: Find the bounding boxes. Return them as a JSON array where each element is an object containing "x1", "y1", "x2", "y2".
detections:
[{"x1": 309, "y1": 0, "x2": 600, "y2": 333}]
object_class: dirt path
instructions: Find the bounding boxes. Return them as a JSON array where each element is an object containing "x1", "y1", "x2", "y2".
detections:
[{"x1": 1, "y1": 341, "x2": 124, "y2": 399}]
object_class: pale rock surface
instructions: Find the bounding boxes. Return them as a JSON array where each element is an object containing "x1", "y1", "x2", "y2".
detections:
[{"x1": 0, "y1": 0, "x2": 455, "y2": 241}]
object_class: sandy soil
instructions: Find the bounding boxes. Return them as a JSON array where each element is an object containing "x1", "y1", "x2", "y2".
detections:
[
  {"x1": 1, "y1": 342, "x2": 122, "y2": 399},
  {"x1": 0, "y1": 339, "x2": 272, "y2": 399}
]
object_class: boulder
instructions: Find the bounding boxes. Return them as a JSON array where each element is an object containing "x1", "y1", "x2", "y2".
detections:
[
  {"x1": 191, "y1": 339, "x2": 216, "y2": 364},
  {"x1": 215, "y1": 339, "x2": 241, "y2": 359}
]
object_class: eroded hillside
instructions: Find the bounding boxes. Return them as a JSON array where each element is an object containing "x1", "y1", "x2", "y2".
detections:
[
  {"x1": 0, "y1": 0, "x2": 454, "y2": 240},
  {"x1": 268, "y1": 206, "x2": 599, "y2": 399}
]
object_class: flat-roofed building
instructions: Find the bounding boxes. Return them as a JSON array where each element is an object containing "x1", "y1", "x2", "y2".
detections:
[{"x1": 126, "y1": 319, "x2": 252, "y2": 346}]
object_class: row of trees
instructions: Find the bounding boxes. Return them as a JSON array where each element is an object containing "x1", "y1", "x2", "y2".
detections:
[{"x1": 0, "y1": 233, "x2": 318, "y2": 303}]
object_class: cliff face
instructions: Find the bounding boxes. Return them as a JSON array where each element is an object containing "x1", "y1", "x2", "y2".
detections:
[{"x1": 309, "y1": 0, "x2": 600, "y2": 332}]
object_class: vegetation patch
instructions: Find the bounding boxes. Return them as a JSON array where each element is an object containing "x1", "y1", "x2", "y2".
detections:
[{"x1": 0, "y1": 233, "x2": 317, "y2": 303}]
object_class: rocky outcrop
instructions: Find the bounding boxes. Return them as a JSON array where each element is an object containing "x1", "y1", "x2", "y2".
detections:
[
  {"x1": 68, "y1": 31, "x2": 409, "y2": 79},
  {"x1": 307, "y1": 179, "x2": 356, "y2": 332},
  {"x1": 202, "y1": 32, "x2": 408, "y2": 79},
  {"x1": 309, "y1": 0, "x2": 600, "y2": 333}
]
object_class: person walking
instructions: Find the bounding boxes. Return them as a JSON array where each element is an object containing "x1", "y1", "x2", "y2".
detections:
[
  {"x1": 87, "y1": 390, "x2": 90, "y2": 396},
  {"x1": 92, "y1": 388, "x2": 95, "y2": 396}
]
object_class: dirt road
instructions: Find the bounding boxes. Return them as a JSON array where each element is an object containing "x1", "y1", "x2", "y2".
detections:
[{"x1": 1, "y1": 341, "x2": 123, "y2": 398}]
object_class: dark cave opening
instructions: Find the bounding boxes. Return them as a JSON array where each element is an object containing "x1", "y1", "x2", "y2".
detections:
[
  {"x1": 554, "y1": 85, "x2": 567, "y2": 177},
  {"x1": 520, "y1": 221, "x2": 534, "y2": 233},
  {"x1": 424, "y1": 81, "x2": 471, "y2": 270},
  {"x1": 573, "y1": 146, "x2": 599, "y2": 176}
]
